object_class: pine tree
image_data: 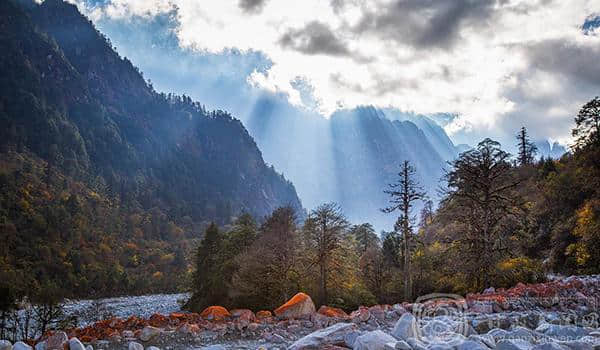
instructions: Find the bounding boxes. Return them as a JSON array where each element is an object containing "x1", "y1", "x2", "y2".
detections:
[
  {"x1": 572, "y1": 97, "x2": 600, "y2": 149},
  {"x1": 350, "y1": 223, "x2": 379, "y2": 254},
  {"x1": 188, "y1": 223, "x2": 226, "y2": 310},
  {"x1": 382, "y1": 160, "x2": 426, "y2": 301},
  {"x1": 516, "y1": 126, "x2": 537, "y2": 166}
]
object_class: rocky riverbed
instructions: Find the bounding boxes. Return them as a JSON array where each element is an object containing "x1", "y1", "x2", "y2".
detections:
[{"x1": 3, "y1": 275, "x2": 600, "y2": 350}]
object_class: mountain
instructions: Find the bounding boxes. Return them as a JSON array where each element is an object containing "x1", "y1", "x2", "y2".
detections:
[
  {"x1": 244, "y1": 103, "x2": 457, "y2": 231},
  {"x1": 535, "y1": 140, "x2": 567, "y2": 159},
  {"x1": 0, "y1": 0, "x2": 301, "y2": 297}
]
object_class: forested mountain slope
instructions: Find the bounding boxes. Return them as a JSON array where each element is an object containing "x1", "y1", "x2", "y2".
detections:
[{"x1": 0, "y1": 0, "x2": 301, "y2": 298}]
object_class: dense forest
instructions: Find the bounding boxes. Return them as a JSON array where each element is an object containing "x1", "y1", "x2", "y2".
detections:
[
  {"x1": 0, "y1": 0, "x2": 302, "y2": 308},
  {"x1": 187, "y1": 97, "x2": 600, "y2": 313}
]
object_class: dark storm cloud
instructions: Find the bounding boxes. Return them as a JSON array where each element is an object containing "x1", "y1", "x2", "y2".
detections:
[
  {"x1": 522, "y1": 39, "x2": 600, "y2": 87},
  {"x1": 238, "y1": 0, "x2": 267, "y2": 14},
  {"x1": 279, "y1": 21, "x2": 352, "y2": 56},
  {"x1": 353, "y1": 0, "x2": 498, "y2": 50}
]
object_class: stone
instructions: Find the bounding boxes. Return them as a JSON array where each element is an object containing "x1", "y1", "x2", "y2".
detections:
[
  {"x1": 35, "y1": 342, "x2": 46, "y2": 350},
  {"x1": 369, "y1": 306, "x2": 386, "y2": 321},
  {"x1": 146, "y1": 347, "x2": 161, "y2": 350},
  {"x1": 536, "y1": 324, "x2": 590, "y2": 340},
  {"x1": 421, "y1": 319, "x2": 452, "y2": 338},
  {"x1": 256, "y1": 310, "x2": 272, "y2": 319},
  {"x1": 68, "y1": 338, "x2": 85, "y2": 350},
  {"x1": 457, "y1": 340, "x2": 488, "y2": 350},
  {"x1": 288, "y1": 322, "x2": 359, "y2": 350},
  {"x1": 345, "y1": 331, "x2": 362, "y2": 348},
  {"x1": 230, "y1": 309, "x2": 256, "y2": 322},
  {"x1": 496, "y1": 339, "x2": 533, "y2": 350},
  {"x1": 532, "y1": 343, "x2": 569, "y2": 350},
  {"x1": 353, "y1": 330, "x2": 397, "y2": 350},
  {"x1": 470, "y1": 303, "x2": 494, "y2": 314},
  {"x1": 393, "y1": 305, "x2": 408, "y2": 316},
  {"x1": 139, "y1": 326, "x2": 162, "y2": 342},
  {"x1": 394, "y1": 340, "x2": 412, "y2": 350},
  {"x1": 128, "y1": 342, "x2": 143, "y2": 350},
  {"x1": 200, "y1": 306, "x2": 231, "y2": 321},
  {"x1": 351, "y1": 307, "x2": 371, "y2": 323},
  {"x1": 47, "y1": 332, "x2": 68, "y2": 350},
  {"x1": 392, "y1": 313, "x2": 419, "y2": 340},
  {"x1": 0, "y1": 340, "x2": 12, "y2": 350},
  {"x1": 85, "y1": 346, "x2": 92, "y2": 350},
  {"x1": 274, "y1": 292, "x2": 316, "y2": 319},
  {"x1": 504, "y1": 327, "x2": 537, "y2": 343},
  {"x1": 468, "y1": 334, "x2": 495, "y2": 348},
  {"x1": 13, "y1": 342, "x2": 32, "y2": 350},
  {"x1": 198, "y1": 346, "x2": 226, "y2": 350},
  {"x1": 558, "y1": 341, "x2": 594, "y2": 350},
  {"x1": 122, "y1": 331, "x2": 135, "y2": 338},
  {"x1": 318, "y1": 306, "x2": 349, "y2": 319},
  {"x1": 406, "y1": 338, "x2": 428, "y2": 350}
]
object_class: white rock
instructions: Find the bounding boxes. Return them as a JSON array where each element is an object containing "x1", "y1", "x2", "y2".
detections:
[
  {"x1": 35, "y1": 342, "x2": 46, "y2": 350},
  {"x1": 146, "y1": 347, "x2": 161, "y2": 350},
  {"x1": 0, "y1": 340, "x2": 12, "y2": 350},
  {"x1": 198, "y1": 346, "x2": 226, "y2": 350},
  {"x1": 354, "y1": 330, "x2": 397, "y2": 350},
  {"x1": 393, "y1": 313, "x2": 419, "y2": 340},
  {"x1": 68, "y1": 338, "x2": 85, "y2": 350},
  {"x1": 407, "y1": 338, "x2": 428, "y2": 350},
  {"x1": 532, "y1": 343, "x2": 569, "y2": 350},
  {"x1": 457, "y1": 340, "x2": 488, "y2": 350},
  {"x1": 85, "y1": 346, "x2": 92, "y2": 350},
  {"x1": 13, "y1": 342, "x2": 32, "y2": 350},
  {"x1": 536, "y1": 324, "x2": 590, "y2": 340},
  {"x1": 497, "y1": 339, "x2": 533, "y2": 350},
  {"x1": 558, "y1": 341, "x2": 594, "y2": 350},
  {"x1": 288, "y1": 322, "x2": 358, "y2": 350},
  {"x1": 128, "y1": 342, "x2": 143, "y2": 350},
  {"x1": 140, "y1": 326, "x2": 162, "y2": 342},
  {"x1": 468, "y1": 334, "x2": 496, "y2": 348},
  {"x1": 394, "y1": 340, "x2": 413, "y2": 350}
]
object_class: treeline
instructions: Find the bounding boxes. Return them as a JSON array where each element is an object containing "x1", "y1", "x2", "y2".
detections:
[{"x1": 188, "y1": 97, "x2": 600, "y2": 311}]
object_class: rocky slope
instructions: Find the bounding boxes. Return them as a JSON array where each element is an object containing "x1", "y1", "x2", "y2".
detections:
[{"x1": 6, "y1": 275, "x2": 599, "y2": 350}]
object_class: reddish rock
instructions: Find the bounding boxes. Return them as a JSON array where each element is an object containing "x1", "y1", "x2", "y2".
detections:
[
  {"x1": 149, "y1": 314, "x2": 169, "y2": 328},
  {"x1": 274, "y1": 293, "x2": 316, "y2": 319},
  {"x1": 46, "y1": 331, "x2": 68, "y2": 350},
  {"x1": 350, "y1": 307, "x2": 370, "y2": 323},
  {"x1": 256, "y1": 310, "x2": 272, "y2": 319},
  {"x1": 230, "y1": 309, "x2": 256, "y2": 322},
  {"x1": 317, "y1": 306, "x2": 349, "y2": 319},
  {"x1": 200, "y1": 306, "x2": 231, "y2": 321}
]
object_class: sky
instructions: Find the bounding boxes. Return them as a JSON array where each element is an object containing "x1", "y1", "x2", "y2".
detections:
[{"x1": 71, "y1": 0, "x2": 600, "y2": 148}]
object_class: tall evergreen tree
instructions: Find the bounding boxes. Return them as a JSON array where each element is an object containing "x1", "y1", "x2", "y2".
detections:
[
  {"x1": 516, "y1": 126, "x2": 537, "y2": 166},
  {"x1": 572, "y1": 96, "x2": 600, "y2": 149},
  {"x1": 187, "y1": 223, "x2": 226, "y2": 310},
  {"x1": 350, "y1": 223, "x2": 379, "y2": 254},
  {"x1": 382, "y1": 160, "x2": 426, "y2": 301}
]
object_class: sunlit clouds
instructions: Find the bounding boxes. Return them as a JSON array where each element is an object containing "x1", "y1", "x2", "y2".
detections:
[{"x1": 73, "y1": 0, "x2": 600, "y2": 145}]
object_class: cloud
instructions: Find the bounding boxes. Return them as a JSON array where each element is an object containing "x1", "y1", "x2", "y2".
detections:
[
  {"x1": 238, "y1": 0, "x2": 267, "y2": 14},
  {"x1": 279, "y1": 21, "x2": 351, "y2": 56},
  {"x1": 352, "y1": 0, "x2": 499, "y2": 50},
  {"x1": 72, "y1": 0, "x2": 600, "y2": 146}
]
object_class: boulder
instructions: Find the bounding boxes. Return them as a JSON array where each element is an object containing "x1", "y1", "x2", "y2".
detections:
[
  {"x1": 256, "y1": 310, "x2": 272, "y2": 319},
  {"x1": 406, "y1": 338, "x2": 428, "y2": 350},
  {"x1": 536, "y1": 324, "x2": 589, "y2": 340},
  {"x1": 200, "y1": 306, "x2": 231, "y2": 321},
  {"x1": 13, "y1": 343, "x2": 31, "y2": 350},
  {"x1": 353, "y1": 330, "x2": 397, "y2": 350},
  {"x1": 139, "y1": 326, "x2": 162, "y2": 342},
  {"x1": 35, "y1": 342, "x2": 46, "y2": 350},
  {"x1": 369, "y1": 306, "x2": 386, "y2": 321},
  {"x1": 128, "y1": 342, "x2": 143, "y2": 350},
  {"x1": 46, "y1": 332, "x2": 68, "y2": 350},
  {"x1": 230, "y1": 309, "x2": 256, "y2": 322},
  {"x1": 468, "y1": 334, "x2": 496, "y2": 348},
  {"x1": 392, "y1": 313, "x2": 419, "y2": 340},
  {"x1": 68, "y1": 338, "x2": 85, "y2": 350},
  {"x1": 497, "y1": 339, "x2": 533, "y2": 350},
  {"x1": 146, "y1": 347, "x2": 161, "y2": 350},
  {"x1": 351, "y1": 307, "x2": 371, "y2": 323},
  {"x1": 532, "y1": 343, "x2": 569, "y2": 350},
  {"x1": 198, "y1": 346, "x2": 226, "y2": 350},
  {"x1": 0, "y1": 340, "x2": 12, "y2": 350},
  {"x1": 274, "y1": 292, "x2": 316, "y2": 319},
  {"x1": 318, "y1": 306, "x2": 349, "y2": 319},
  {"x1": 394, "y1": 340, "x2": 413, "y2": 350},
  {"x1": 456, "y1": 340, "x2": 488, "y2": 350},
  {"x1": 422, "y1": 319, "x2": 452, "y2": 338},
  {"x1": 288, "y1": 322, "x2": 358, "y2": 350},
  {"x1": 558, "y1": 341, "x2": 594, "y2": 350},
  {"x1": 84, "y1": 346, "x2": 92, "y2": 350}
]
